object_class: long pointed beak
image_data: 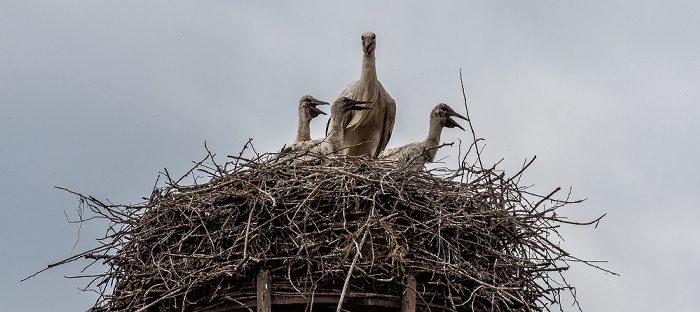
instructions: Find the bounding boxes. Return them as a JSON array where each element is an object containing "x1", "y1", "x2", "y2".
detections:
[
  {"x1": 349, "y1": 104, "x2": 372, "y2": 111},
  {"x1": 343, "y1": 98, "x2": 373, "y2": 110},
  {"x1": 311, "y1": 100, "x2": 329, "y2": 106},
  {"x1": 445, "y1": 116, "x2": 465, "y2": 131},
  {"x1": 448, "y1": 110, "x2": 469, "y2": 121},
  {"x1": 363, "y1": 41, "x2": 375, "y2": 55},
  {"x1": 347, "y1": 99, "x2": 372, "y2": 105},
  {"x1": 308, "y1": 105, "x2": 327, "y2": 118}
]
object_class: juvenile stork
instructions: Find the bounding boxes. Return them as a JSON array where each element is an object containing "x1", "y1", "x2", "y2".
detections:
[
  {"x1": 333, "y1": 31, "x2": 396, "y2": 158},
  {"x1": 277, "y1": 97, "x2": 372, "y2": 161},
  {"x1": 378, "y1": 103, "x2": 468, "y2": 168},
  {"x1": 295, "y1": 95, "x2": 329, "y2": 143}
]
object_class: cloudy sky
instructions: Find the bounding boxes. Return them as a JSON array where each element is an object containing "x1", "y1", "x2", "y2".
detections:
[{"x1": 2, "y1": 1, "x2": 699, "y2": 311}]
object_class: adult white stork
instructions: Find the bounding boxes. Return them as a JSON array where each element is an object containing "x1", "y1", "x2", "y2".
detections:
[
  {"x1": 378, "y1": 103, "x2": 468, "y2": 168},
  {"x1": 277, "y1": 97, "x2": 372, "y2": 161},
  {"x1": 295, "y1": 95, "x2": 329, "y2": 143},
  {"x1": 333, "y1": 31, "x2": 396, "y2": 158}
]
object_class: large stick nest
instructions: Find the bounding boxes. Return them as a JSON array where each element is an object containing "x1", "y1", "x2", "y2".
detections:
[{"x1": 40, "y1": 141, "x2": 610, "y2": 312}]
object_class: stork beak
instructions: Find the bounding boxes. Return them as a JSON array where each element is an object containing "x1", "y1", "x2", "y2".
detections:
[
  {"x1": 445, "y1": 116, "x2": 465, "y2": 131},
  {"x1": 445, "y1": 110, "x2": 468, "y2": 131},
  {"x1": 306, "y1": 100, "x2": 329, "y2": 118},
  {"x1": 447, "y1": 110, "x2": 469, "y2": 122},
  {"x1": 344, "y1": 99, "x2": 373, "y2": 111},
  {"x1": 308, "y1": 105, "x2": 327, "y2": 118},
  {"x1": 350, "y1": 104, "x2": 372, "y2": 111},
  {"x1": 363, "y1": 41, "x2": 375, "y2": 55}
]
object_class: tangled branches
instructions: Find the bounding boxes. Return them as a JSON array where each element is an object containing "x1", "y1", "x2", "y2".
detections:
[{"x1": 31, "y1": 140, "x2": 612, "y2": 312}]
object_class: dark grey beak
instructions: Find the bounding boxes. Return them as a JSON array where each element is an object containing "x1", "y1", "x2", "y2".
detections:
[
  {"x1": 448, "y1": 110, "x2": 468, "y2": 121},
  {"x1": 445, "y1": 110, "x2": 468, "y2": 131},
  {"x1": 342, "y1": 98, "x2": 373, "y2": 111},
  {"x1": 306, "y1": 100, "x2": 329, "y2": 118},
  {"x1": 445, "y1": 116, "x2": 465, "y2": 130},
  {"x1": 349, "y1": 104, "x2": 372, "y2": 111},
  {"x1": 308, "y1": 105, "x2": 327, "y2": 118}
]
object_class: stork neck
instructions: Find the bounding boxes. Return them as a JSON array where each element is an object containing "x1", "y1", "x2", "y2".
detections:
[
  {"x1": 424, "y1": 118, "x2": 443, "y2": 148},
  {"x1": 360, "y1": 53, "x2": 378, "y2": 83},
  {"x1": 420, "y1": 120, "x2": 443, "y2": 162},
  {"x1": 326, "y1": 108, "x2": 345, "y2": 145},
  {"x1": 295, "y1": 113, "x2": 311, "y2": 143}
]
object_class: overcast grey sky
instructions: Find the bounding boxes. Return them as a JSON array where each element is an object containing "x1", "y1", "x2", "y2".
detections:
[{"x1": 2, "y1": 1, "x2": 699, "y2": 311}]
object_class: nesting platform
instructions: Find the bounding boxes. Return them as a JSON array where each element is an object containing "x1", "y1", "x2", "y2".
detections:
[
  {"x1": 198, "y1": 271, "x2": 426, "y2": 312},
  {"x1": 43, "y1": 147, "x2": 606, "y2": 312}
]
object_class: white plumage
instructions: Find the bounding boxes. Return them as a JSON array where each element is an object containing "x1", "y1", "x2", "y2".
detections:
[
  {"x1": 332, "y1": 31, "x2": 396, "y2": 158},
  {"x1": 379, "y1": 103, "x2": 468, "y2": 168},
  {"x1": 276, "y1": 97, "x2": 372, "y2": 161}
]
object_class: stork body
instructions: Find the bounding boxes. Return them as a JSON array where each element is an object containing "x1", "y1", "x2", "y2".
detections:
[
  {"x1": 278, "y1": 97, "x2": 372, "y2": 160},
  {"x1": 333, "y1": 31, "x2": 396, "y2": 158},
  {"x1": 379, "y1": 103, "x2": 468, "y2": 168}
]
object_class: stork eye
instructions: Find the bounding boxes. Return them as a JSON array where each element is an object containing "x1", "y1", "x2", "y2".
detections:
[{"x1": 372, "y1": 34, "x2": 376, "y2": 39}]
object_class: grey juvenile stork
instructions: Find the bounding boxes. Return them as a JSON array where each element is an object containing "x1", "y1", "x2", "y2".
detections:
[
  {"x1": 295, "y1": 95, "x2": 329, "y2": 143},
  {"x1": 278, "y1": 97, "x2": 372, "y2": 160},
  {"x1": 378, "y1": 103, "x2": 468, "y2": 168},
  {"x1": 332, "y1": 31, "x2": 396, "y2": 158}
]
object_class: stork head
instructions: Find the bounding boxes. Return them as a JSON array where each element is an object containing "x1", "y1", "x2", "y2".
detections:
[
  {"x1": 432, "y1": 103, "x2": 469, "y2": 131},
  {"x1": 299, "y1": 95, "x2": 329, "y2": 119},
  {"x1": 361, "y1": 31, "x2": 377, "y2": 56}
]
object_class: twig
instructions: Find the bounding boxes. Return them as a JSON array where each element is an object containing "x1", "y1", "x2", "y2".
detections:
[
  {"x1": 336, "y1": 204, "x2": 374, "y2": 312},
  {"x1": 460, "y1": 68, "x2": 484, "y2": 169}
]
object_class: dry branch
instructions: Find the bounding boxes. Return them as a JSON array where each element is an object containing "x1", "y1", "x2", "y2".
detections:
[{"x1": 28, "y1": 141, "x2": 613, "y2": 312}]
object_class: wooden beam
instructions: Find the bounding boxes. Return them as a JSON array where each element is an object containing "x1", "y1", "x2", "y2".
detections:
[
  {"x1": 257, "y1": 270, "x2": 271, "y2": 312},
  {"x1": 401, "y1": 275, "x2": 416, "y2": 312}
]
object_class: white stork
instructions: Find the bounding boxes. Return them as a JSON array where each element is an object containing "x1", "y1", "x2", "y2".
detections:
[
  {"x1": 332, "y1": 31, "x2": 396, "y2": 158},
  {"x1": 295, "y1": 95, "x2": 329, "y2": 143},
  {"x1": 277, "y1": 97, "x2": 372, "y2": 161},
  {"x1": 378, "y1": 103, "x2": 468, "y2": 168}
]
